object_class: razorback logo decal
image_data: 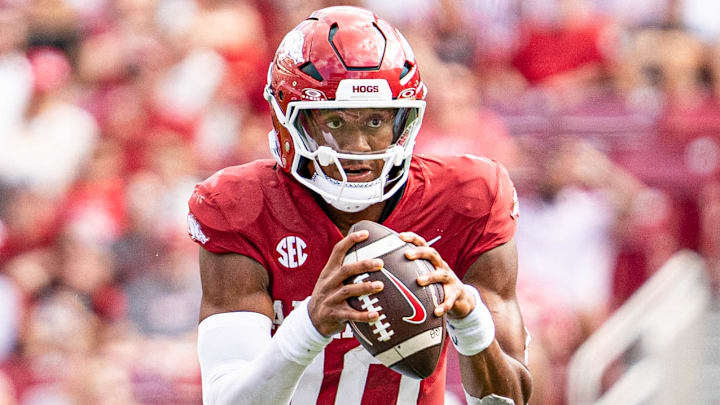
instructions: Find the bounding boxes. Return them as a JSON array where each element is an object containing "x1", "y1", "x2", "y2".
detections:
[
  {"x1": 382, "y1": 269, "x2": 427, "y2": 324},
  {"x1": 187, "y1": 213, "x2": 209, "y2": 244}
]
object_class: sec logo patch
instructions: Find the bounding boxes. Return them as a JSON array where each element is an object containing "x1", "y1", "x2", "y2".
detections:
[{"x1": 276, "y1": 236, "x2": 308, "y2": 268}]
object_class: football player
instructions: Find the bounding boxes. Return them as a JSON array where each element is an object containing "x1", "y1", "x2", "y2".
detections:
[{"x1": 188, "y1": 6, "x2": 532, "y2": 405}]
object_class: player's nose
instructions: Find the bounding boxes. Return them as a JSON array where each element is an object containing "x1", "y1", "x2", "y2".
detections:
[{"x1": 338, "y1": 130, "x2": 373, "y2": 153}]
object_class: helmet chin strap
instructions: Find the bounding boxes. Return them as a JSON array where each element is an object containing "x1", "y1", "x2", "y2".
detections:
[{"x1": 309, "y1": 172, "x2": 387, "y2": 213}]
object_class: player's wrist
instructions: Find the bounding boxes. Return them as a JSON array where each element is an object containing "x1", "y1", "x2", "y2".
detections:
[
  {"x1": 447, "y1": 284, "x2": 479, "y2": 320},
  {"x1": 447, "y1": 284, "x2": 495, "y2": 356},
  {"x1": 275, "y1": 297, "x2": 332, "y2": 366},
  {"x1": 307, "y1": 299, "x2": 341, "y2": 338}
]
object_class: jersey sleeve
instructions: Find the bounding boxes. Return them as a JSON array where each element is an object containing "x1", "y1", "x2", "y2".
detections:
[
  {"x1": 456, "y1": 161, "x2": 518, "y2": 273},
  {"x1": 187, "y1": 180, "x2": 268, "y2": 268}
]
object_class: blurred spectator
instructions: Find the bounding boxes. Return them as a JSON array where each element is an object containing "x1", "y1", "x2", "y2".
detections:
[
  {"x1": 0, "y1": 370, "x2": 18, "y2": 405},
  {"x1": 0, "y1": 275, "x2": 20, "y2": 361},
  {"x1": 153, "y1": 48, "x2": 227, "y2": 131},
  {"x1": 454, "y1": 0, "x2": 626, "y2": 115},
  {"x1": 0, "y1": 47, "x2": 99, "y2": 199},
  {"x1": 0, "y1": 188, "x2": 60, "y2": 261},
  {"x1": 415, "y1": 60, "x2": 518, "y2": 165},
  {"x1": 67, "y1": 356, "x2": 139, "y2": 405},
  {"x1": 130, "y1": 131, "x2": 199, "y2": 242},
  {"x1": 0, "y1": 8, "x2": 33, "y2": 136},
  {"x1": 2, "y1": 248, "x2": 57, "y2": 299},
  {"x1": 513, "y1": 138, "x2": 649, "y2": 330},
  {"x1": 4, "y1": 290, "x2": 100, "y2": 404},
  {"x1": 509, "y1": 138, "x2": 672, "y2": 405},
  {"x1": 124, "y1": 240, "x2": 201, "y2": 336},
  {"x1": 113, "y1": 131, "x2": 199, "y2": 282},
  {"x1": 516, "y1": 275, "x2": 584, "y2": 405},
  {"x1": 58, "y1": 235, "x2": 126, "y2": 321},
  {"x1": 610, "y1": 187, "x2": 684, "y2": 306},
  {"x1": 618, "y1": 28, "x2": 710, "y2": 108},
  {"x1": 493, "y1": 0, "x2": 624, "y2": 111},
  {"x1": 699, "y1": 181, "x2": 720, "y2": 292},
  {"x1": 26, "y1": 0, "x2": 81, "y2": 47},
  {"x1": 61, "y1": 139, "x2": 129, "y2": 246}
]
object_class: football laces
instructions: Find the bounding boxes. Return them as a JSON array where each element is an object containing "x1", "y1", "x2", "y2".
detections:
[{"x1": 353, "y1": 273, "x2": 394, "y2": 342}]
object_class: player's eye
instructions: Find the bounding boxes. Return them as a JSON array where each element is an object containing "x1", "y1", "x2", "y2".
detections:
[
  {"x1": 367, "y1": 117, "x2": 384, "y2": 128},
  {"x1": 325, "y1": 119, "x2": 344, "y2": 129}
]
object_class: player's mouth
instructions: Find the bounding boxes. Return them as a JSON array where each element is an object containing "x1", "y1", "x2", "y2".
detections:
[{"x1": 342, "y1": 165, "x2": 375, "y2": 182}]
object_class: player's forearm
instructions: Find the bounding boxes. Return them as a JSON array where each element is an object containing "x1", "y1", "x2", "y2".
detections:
[
  {"x1": 447, "y1": 285, "x2": 531, "y2": 404},
  {"x1": 198, "y1": 298, "x2": 331, "y2": 405},
  {"x1": 459, "y1": 342, "x2": 532, "y2": 404}
]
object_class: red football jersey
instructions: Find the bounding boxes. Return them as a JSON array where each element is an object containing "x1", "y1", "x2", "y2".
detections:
[{"x1": 188, "y1": 154, "x2": 517, "y2": 405}]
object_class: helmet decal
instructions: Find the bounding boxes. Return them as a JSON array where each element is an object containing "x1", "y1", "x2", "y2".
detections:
[
  {"x1": 398, "y1": 88, "x2": 417, "y2": 99},
  {"x1": 301, "y1": 88, "x2": 328, "y2": 101},
  {"x1": 276, "y1": 30, "x2": 305, "y2": 65}
]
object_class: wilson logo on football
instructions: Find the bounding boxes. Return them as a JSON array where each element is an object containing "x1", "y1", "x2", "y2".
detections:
[
  {"x1": 276, "y1": 236, "x2": 308, "y2": 269},
  {"x1": 382, "y1": 269, "x2": 427, "y2": 324}
]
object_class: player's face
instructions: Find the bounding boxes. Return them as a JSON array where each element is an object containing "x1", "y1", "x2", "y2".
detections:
[{"x1": 301, "y1": 108, "x2": 396, "y2": 182}]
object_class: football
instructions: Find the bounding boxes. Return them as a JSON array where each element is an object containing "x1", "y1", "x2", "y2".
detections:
[{"x1": 344, "y1": 220, "x2": 446, "y2": 379}]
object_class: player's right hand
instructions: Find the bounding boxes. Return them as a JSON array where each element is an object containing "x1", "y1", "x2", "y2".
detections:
[{"x1": 308, "y1": 230, "x2": 385, "y2": 337}]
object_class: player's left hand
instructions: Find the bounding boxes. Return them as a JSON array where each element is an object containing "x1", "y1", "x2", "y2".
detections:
[{"x1": 398, "y1": 232, "x2": 475, "y2": 320}]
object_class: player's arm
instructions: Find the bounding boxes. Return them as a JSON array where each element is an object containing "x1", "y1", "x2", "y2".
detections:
[
  {"x1": 401, "y1": 235, "x2": 531, "y2": 404},
  {"x1": 197, "y1": 231, "x2": 384, "y2": 405},
  {"x1": 457, "y1": 238, "x2": 531, "y2": 404},
  {"x1": 198, "y1": 249, "x2": 310, "y2": 405}
]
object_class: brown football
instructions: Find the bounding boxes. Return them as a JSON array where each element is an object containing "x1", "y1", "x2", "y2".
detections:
[{"x1": 344, "y1": 220, "x2": 446, "y2": 380}]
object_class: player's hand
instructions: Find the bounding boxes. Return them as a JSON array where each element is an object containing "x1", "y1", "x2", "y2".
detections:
[
  {"x1": 308, "y1": 230, "x2": 385, "y2": 337},
  {"x1": 399, "y1": 232, "x2": 475, "y2": 320}
]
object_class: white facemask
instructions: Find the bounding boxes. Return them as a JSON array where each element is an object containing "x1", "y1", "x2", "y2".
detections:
[{"x1": 309, "y1": 171, "x2": 388, "y2": 212}]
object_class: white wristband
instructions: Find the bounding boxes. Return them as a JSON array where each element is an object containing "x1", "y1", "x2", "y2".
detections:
[
  {"x1": 447, "y1": 284, "x2": 495, "y2": 356},
  {"x1": 275, "y1": 297, "x2": 332, "y2": 366}
]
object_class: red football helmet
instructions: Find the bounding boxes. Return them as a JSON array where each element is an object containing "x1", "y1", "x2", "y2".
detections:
[{"x1": 264, "y1": 6, "x2": 427, "y2": 212}]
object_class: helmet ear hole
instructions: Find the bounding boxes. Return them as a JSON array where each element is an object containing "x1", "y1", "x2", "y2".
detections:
[{"x1": 278, "y1": 91, "x2": 284, "y2": 101}]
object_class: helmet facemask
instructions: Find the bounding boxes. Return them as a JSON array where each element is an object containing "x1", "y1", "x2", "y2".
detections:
[{"x1": 268, "y1": 91, "x2": 425, "y2": 212}]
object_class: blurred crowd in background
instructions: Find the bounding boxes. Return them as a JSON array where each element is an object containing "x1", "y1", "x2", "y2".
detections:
[{"x1": 1, "y1": 0, "x2": 719, "y2": 404}]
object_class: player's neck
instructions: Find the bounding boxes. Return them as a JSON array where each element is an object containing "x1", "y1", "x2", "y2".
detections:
[{"x1": 321, "y1": 200, "x2": 387, "y2": 236}]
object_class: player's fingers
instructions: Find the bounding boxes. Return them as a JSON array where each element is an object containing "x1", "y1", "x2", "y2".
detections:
[
  {"x1": 398, "y1": 232, "x2": 427, "y2": 247},
  {"x1": 436, "y1": 285, "x2": 459, "y2": 317},
  {"x1": 405, "y1": 246, "x2": 443, "y2": 268},
  {"x1": 328, "y1": 258, "x2": 383, "y2": 285},
  {"x1": 325, "y1": 230, "x2": 369, "y2": 268},
  {"x1": 332, "y1": 306, "x2": 381, "y2": 323},
  {"x1": 327, "y1": 280, "x2": 384, "y2": 304},
  {"x1": 416, "y1": 269, "x2": 452, "y2": 287}
]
